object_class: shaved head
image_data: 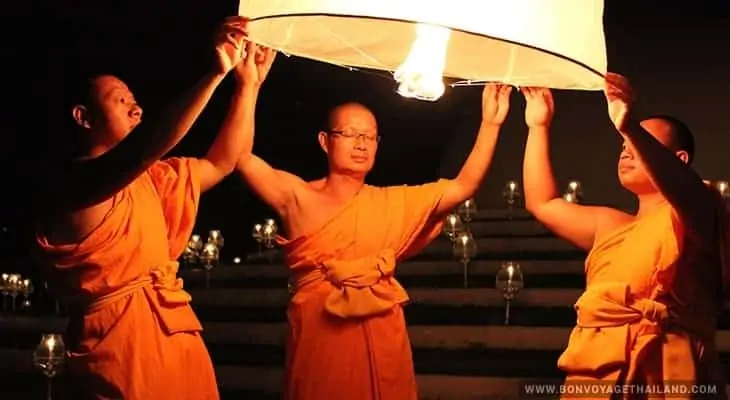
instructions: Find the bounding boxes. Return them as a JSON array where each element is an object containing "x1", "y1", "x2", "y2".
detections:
[
  {"x1": 326, "y1": 102, "x2": 376, "y2": 131},
  {"x1": 640, "y1": 115, "x2": 695, "y2": 164}
]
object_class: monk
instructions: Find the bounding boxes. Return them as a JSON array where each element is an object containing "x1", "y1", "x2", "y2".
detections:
[
  {"x1": 32, "y1": 18, "x2": 276, "y2": 399},
  {"x1": 521, "y1": 74, "x2": 728, "y2": 399},
  {"x1": 236, "y1": 83, "x2": 512, "y2": 399}
]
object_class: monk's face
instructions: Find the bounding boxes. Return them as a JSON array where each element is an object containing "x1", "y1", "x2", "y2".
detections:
[
  {"x1": 73, "y1": 75, "x2": 143, "y2": 148},
  {"x1": 617, "y1": 118, "x2": 689, "y2": 194},
  {"x1": 319, "y1": 104, "x2": 379, "y2": 177}
]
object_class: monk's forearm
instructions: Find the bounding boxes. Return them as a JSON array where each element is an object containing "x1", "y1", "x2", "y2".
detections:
[
  {"x1": 204, "y1": 83, "x2": 260, "y2": 173},
  {"x1": 121, "y1": 71, "x2": 227, "y2": 170},
  {"x1": 523, "y1": 125, "x2": 560, "y2": 212},
  {"x1": 453, "y1": 121, "x2": 501, "y2": 196}
]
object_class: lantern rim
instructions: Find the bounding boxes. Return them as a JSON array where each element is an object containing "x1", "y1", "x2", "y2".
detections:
[{"x1": 246, "y1": 13, "x2": 606, "y2": 87}]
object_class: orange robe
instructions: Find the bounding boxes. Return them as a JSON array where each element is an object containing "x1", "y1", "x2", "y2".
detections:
[
  {"x1": 557, "y1": 196, "x2": 729, "y2": 399},
  {"x1": 35, "y1": 157, "x2": 218, "y2": 400},
  {"x1": 277, "y1": 180, "x2": 450, "y2": 400}
]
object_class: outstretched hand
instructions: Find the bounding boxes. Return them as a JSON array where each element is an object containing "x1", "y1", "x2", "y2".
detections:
[
  {"x1": 521, "y1": 87, "x2": 554, "y2": 128},
  {"x1": 234, "y1": 42, "x2": 277, "y2": 87},
  {"x1": 213, "y1": 16, "x2": 249, "y2": 75},
  {"x1": 605, "y1": 72, "x2": 637, "y2": 132},
  {"x1": 481, "y1": 83, "x2": 513, "y2": 125}
]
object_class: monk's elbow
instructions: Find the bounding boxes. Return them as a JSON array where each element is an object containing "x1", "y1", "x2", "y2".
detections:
[
  {"x1": 236, "y1": 154, "x2": 255, "y2": 174},
  {"x1": 216, "y1": 159, "x2": 238, "y2": 176},
  {"x1": 525, "y1": 198, "x2": 549, "y2": 216},
  {"x1": 449, "y1": 178, "x2": 477, "y2": 201}
]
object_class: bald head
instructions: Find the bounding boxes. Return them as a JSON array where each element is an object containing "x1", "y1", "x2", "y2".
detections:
[
  {"x1": 326, "y1": 102, "x2": 377, "y2": 132},
  {"x1": 640, "y1": 115, "x2": 695, "y2": 164}
]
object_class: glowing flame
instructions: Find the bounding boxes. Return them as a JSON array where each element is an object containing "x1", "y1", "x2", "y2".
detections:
[
  {"x1": 45, "y1": 335, "x2": 56, "y2": 352},
  {"x1": 394, "y1": 23, "x2": 452, "y2": 102}
]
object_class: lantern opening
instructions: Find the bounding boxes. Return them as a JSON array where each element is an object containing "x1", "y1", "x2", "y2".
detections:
[
  {"x1": 240, "y1": 0, "x2": 608, "y2": 94},
  {"x1": 393, "y1": 23, "x2": 452, "y2": 102}
]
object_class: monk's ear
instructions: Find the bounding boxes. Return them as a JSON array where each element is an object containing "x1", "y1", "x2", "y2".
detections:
[
  {"x1": 318, "y1": 131, "x2": 329, "y2": 154},
  {"x1": 72, "y1": 105, "x2": 92, "y2": 129},
  {"x1": 675, "y1": 150, "x2": 689, "y2": 164}
]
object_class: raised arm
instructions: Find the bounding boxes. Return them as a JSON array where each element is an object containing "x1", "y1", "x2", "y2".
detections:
[
  {"x1": 521, "y1": 87, "x2": 625, "y2": 251},
  {"x1": 236, "y1": 153, "x2": 306, "y2": 216},
  {"x1": 196, "y1": 43, "x2": 277, "y2": 192},
  {"x1": 605, "y1": 73, "x2": 717, "y2": 246},
  {"x1": 434, "y1": 84, "x2": 511, "y2": 215},
  {"x1": 44, "y1": 17, "x2": 248, "y2": 211}
]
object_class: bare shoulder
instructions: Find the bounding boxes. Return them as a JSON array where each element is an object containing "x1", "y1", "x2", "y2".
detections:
[
  {"x1": 286, "y1": 177, "x2": 326, "y2": 211},
  {"x1": 593, "y1": 206, "x2": 634, "y2": 241},
  {"x1": 306, "y1": 178, "x2": 327, "y2": 190}
]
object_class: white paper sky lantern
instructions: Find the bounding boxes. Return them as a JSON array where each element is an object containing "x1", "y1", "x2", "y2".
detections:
[{"x1": 238, "y1": 0, "x2": 608, "y2": 101}]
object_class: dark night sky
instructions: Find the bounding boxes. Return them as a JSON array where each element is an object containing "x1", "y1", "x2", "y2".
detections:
[{"x1": 0, "y1": 0, "x2": 728, "y2": 266}]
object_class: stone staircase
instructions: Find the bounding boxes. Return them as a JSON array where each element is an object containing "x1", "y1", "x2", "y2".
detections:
[{"x1": 2, "y1": 209, "x2": 730, "y2": 399}]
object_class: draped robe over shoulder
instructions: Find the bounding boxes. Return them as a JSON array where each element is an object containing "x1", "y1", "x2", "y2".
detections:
[
  {"x1": 557, "y1": 196, "x2": 730, "y2": 399},
  {"x1": 277, "y1": 179, "x2": 450, "y2": 400},
  {"x1": 35, "y1": 157, "x2": 218, "y2": 400}
]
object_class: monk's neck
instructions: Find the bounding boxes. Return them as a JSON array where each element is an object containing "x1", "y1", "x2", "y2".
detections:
[
  {"x1": 635, "y1": 192, "x2": 668, "y2": 218},
  {"x1": 323, "y1": 173, "x2": 365, "y2": 201},
  {"x1": 83, "y1": 142, "x2": 114, "y2": 159}
]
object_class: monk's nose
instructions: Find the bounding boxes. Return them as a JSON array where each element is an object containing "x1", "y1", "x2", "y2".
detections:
[{"x1": 130, "y1": 104, "x2": 143, "y2": 120}]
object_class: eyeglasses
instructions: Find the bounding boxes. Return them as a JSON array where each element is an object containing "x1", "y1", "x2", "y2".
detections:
[{"x1": 327, "y1": 130, "x2": 380, "y2": 143}]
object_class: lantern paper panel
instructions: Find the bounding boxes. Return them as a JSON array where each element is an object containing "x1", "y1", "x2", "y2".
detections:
[{"x1": 238, "y1": 0, "x2": 607, "y2": 91}]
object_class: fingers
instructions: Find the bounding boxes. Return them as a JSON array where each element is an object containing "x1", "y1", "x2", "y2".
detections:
[
  {"x1": 244, "y1": 41, "x2": 257, "y2": 65},
  {"x1": 264, "y1": 47, "x2": 277, "y2": 65},
  {"x1": 217, "y1": 16, "x2": 249, "y2": 48},
  {"x1": 483, "y1": 83, "x2": 513, "y2": 97},
  {"x1": 217, "y1": 26, "x2": 247, "y2": 52},
  {"x1": 519, "y1": 87, "x2": 551, "y2": 100},
  {"x1": 225, "y1": 16, "x2": 249, "y2": 24},
  {"x1": 223, "y1": 16, "x2": 249, "y2": 32},
  {"x1": 604, "y1": 72, "x2": 635, "y2": 99}
]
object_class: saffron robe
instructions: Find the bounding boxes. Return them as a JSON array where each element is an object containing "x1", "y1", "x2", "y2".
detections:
[
  {"x1": 558, "y1": 197, "x2": 730, "y2": 399},
  {"x1": 278, "y1": 180, "x2": 450, "y2": 400},
  {"x1": 36, "y1": 157, "x2": 218, "y2": 400}
]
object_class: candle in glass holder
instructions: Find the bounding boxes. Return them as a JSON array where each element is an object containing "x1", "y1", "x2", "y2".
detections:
[
  {"x1": 188, "y1": 234, "x2": 203, "y2": 251},
  {"x1": 252, "y1": 224, "x2": 263, "y2": 243},
  {"x1": 442, "y1": 213, "x2": 464, "y2": 239},
  {"x1": 208, "y1": 230, "x2": 224, "y2": 248},
  {"x1": 457, "y1": 198, "x2": 477, "y2": 222},
  {"x1": 716, "y1": 181, "x2": 729, "y2": 199},
  {"x1": 563, "y1": 180, "x2": 582, "y2": 203}
]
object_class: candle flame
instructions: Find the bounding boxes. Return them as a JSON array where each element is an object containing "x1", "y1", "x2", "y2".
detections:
[
  {"x1": 46, "y1": 335, "x2": 56, "y2": 352},
  {"x1": 717, "y1": 181, "x2": 728, "y2": 193},
  {"x1": 394, "y1": 23, "x2": 451, "y2": 102}
]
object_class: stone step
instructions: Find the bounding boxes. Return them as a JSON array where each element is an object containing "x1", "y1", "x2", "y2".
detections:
[
  {"x1": 211, "y1": 366, "x2": 730, "y2": 400},
  {"x1": 470, "y1": 209, "x2": 533, "y2": 221},
  {"x1": 181, "y1": 261, "x2": 587, "y2": 290},
  {"x1": 450, "y1": 219, "x2": 550, "y2": 237},
  {"x1": 184, "y1": 260, "x2": 586, "y2": 281},
  {"x1": 7, "y1": 316, "x2": 730, "y2": 352},
  {"x1": 1, "y1": 348, "x2": 728, "y2": 400},
  {"x1": 245, "y1": 237, "x2": 583, "y2": 264}
]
